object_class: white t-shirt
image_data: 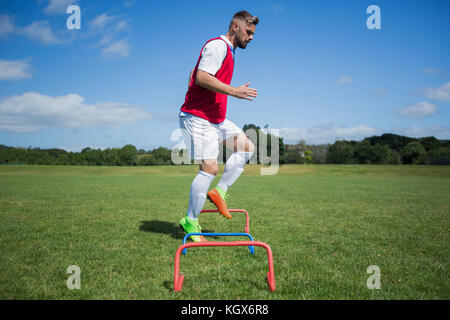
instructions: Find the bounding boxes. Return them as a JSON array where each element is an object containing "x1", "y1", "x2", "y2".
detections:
[{"x1": 197, "y1": 35, "x2": 234, "y2": 75}]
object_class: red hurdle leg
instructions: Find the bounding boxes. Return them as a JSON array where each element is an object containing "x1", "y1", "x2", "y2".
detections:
[{"x1": 174, "y1": 241, "x2": 275, "y2": 292}]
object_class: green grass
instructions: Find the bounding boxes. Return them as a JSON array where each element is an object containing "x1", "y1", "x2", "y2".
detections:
[{"x1": 0, "y1": 164, "x2": 449, "y2": 299}]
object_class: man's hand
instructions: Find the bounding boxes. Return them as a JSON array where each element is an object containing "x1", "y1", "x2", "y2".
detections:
[{"x1": 231, "y1": 83, "x2": 258, "y2": 101}]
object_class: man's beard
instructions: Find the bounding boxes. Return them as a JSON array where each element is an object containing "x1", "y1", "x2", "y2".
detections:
[{"x1": 236, "y1": 33, "x2": 248, "y2": 49}]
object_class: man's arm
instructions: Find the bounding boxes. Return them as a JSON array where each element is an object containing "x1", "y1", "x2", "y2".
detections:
[{"x1": 196, "y1": 69, "x2": 258, "y2": 101}]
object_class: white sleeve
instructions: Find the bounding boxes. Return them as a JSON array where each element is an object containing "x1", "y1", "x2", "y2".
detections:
[{"x1": 197, "y1": 40, "x2": 228, "y2": 76}]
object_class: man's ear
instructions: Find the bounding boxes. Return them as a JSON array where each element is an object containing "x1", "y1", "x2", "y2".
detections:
[{"x1": 232, "y1": 21, "x2": 240, "y2": 32}]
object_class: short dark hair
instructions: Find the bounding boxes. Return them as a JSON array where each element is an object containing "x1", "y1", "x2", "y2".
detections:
[{"x1": 228, "y1": 10, "x2": 259, "y2": 30}]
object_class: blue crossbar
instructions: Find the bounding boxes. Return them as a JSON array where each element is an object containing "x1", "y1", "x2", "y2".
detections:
[{"x1": 182, "y1": 233, "x2": 255, "y2": 255}]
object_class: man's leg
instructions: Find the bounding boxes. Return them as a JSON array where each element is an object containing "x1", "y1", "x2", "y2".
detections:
[
  {"x1": 216, "y1": 132, "x2": 254, "y2": 195},
  {"x1": 179, "y1": 160, "x2": 217, "y2": 242},
  {"x1": 207, "y1": 132, "x2": 255, "y2": 219},
  {"x1": 178, "y1": 113, "x2": 219, "y2": 242},
  {"x1": 186, "y1": 160, "x2": 217, "y2": 221}
]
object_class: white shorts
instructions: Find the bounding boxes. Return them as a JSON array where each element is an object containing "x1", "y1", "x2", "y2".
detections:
[{"x1": 179, "y1": 112, "x2": 243, "y2": 160}]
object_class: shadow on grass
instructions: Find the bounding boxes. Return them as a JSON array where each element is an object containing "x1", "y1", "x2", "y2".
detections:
[{"x1": 139, "y1": 220, "x2": 216, "y2": 240}]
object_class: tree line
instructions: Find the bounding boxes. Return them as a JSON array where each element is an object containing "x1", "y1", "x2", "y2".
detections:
[
  {"x1": 0, "y1": 144, "x2": 173, "y2": 166},
  {"x1": 1, "y1": 131, "x2": 448, "y2": 166},
  {"x1": 326, "y1": 134, "x2": 450, "y2": 165}
]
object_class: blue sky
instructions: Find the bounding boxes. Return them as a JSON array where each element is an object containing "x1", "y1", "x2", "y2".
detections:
[{"x1": 0, "y1": 0, "x2": 449, "y2": 151}]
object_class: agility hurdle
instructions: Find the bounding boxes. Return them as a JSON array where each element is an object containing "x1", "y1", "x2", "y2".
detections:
[
  {"x1": 201, "y1": 209, "x2": 250, "y2": 233},
  {"x1": 174, "y1": 241, "x2": 276, "y2": 292},
  {"x1": 182, "y1": 232, "x2": 255, "y2": 255}
]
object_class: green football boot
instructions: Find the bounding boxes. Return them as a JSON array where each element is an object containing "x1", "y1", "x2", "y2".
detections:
[{"x1": 179, "y1": 216, "x2": 207, "y2": 242}]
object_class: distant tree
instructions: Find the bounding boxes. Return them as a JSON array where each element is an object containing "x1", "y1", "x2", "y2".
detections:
[
  {"x1": 419, "y1": 136, "x2": 440, "y2": 152},
  {"x1": 25, "y1": 149, "x2": 54, "y2": 165},
  {"x1": 280, "y1": 150, "x2": 301, "y2": 164},
  {"x1": 138, "y1": 155, "x2": 156, "y2": 166},
  {"x1": 400, "y1": 142, "x2": 427, "y2": 164},
  {"x1": 426, "y1": 147, "x2": 450, "y2": 165},
  {"x1": 280, "y1": 140, "x2": 313, "y2": 164},
  {"x1": 46, "y1": 148, "x2": 67, "y2": 159},
  {"x1": 0, "y1": 146, "x2": 13, "y2": 164},
  {"x1": 242, "y1": 124, "x2": 261, "y2": 132},
  {"x1": 103, "y1": 148, "x2": 121, "y2": 166},
  {"x1": 385, "y1": 148, "x2": 401, "y2": 164},
  {"x1": 353, "y1": 141, "x2": 374, "y2": 164},
  {"x1": 327, "y1": 140, "x2": 354, "y2": 164},
  {"x1": 308, "y1": 144, "x2": 329, "y2": 164},
  {"x1": 304, "y1": 150, "x2": 313, "y2": 164},
  {"x1": 353, "y1": 142, "x2": 394, "y2": 164},
  {"x1": 365, "y1": 133, "x2": 417, "y2": 152},
  {"x1": 119, "y1": 145, "x2": 138, "y2": 166},
  {"x1": 297, "y1": 139, "x2": 307, "y2": 153},
  {"x1": 80, "y1": 148, "x2": 104, "y2": 165},
  {"x1": 150, "y1": 147, "x2": 173, "y2": 165}
]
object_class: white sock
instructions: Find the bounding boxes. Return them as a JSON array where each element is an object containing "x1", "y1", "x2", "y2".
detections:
[
  {"x1": 186, "y1": 170, "x2": 215, "y2": 221},
  {"x1": 217, "y1": 152, "x2": 253, "y2": 192}
]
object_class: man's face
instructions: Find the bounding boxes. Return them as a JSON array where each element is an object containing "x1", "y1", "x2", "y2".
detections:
[{"x1": 235, "y1": 22, "x2": 255, "y2": 49}]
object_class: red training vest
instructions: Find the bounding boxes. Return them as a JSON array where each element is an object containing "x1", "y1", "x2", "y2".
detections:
[{"x1": 180, "y1": 37, "x2": 234, "y2": 124}]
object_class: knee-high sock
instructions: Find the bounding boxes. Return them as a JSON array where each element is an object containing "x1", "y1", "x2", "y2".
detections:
[
  {"x1": 217, "y1": 151, "x2": 253, "y2": 192},
  {"x1": 187, "y1": 170, "x2": 215, "y2": 221}
]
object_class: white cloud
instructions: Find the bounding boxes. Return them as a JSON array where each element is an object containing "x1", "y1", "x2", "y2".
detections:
[
  {"x1": 99, "y1": 34, "x2": 113, "y2": 46},
  {"x1": 44, "y1": 0, "x2": 77, "y2": 15},
  {"x1": 337, "y1": 76, "x2": 352, "y2": 85},
  {"x1": 0, "y1": 92, "x2": 152, "y2": 133},
  {"x1": 279, "y1": 123, "x2": 378, "y2": 144},
  {"x1": 21, "y1": 20, "x2": 62, "y2": 45},
  {"x1": 0, "y1": 59, "x2": 32, "y2": 80},
  {"x1": 90, "y1": 13, "x2": 131, "y2": 58},
  {"x1": 91, "y1": 13, "x2": 116, "y2": 31},
  {"x1": 391, "y1": 125, "x2": 450, "y2": 139},
  {"x1": 423, "y1": 82, "x2": 450, "y2": 102},
  {"x1": 395, "y1": 101, "x2": 437, "y2": 119},
  {"x1": 0, "y1": 14, "x2": 62, "y2": 45},
  {"x1": 101, "y1": 39, "x2": 130, "y2": 58},
  {"x1": 115, "y1": 19, "x2": 130, "y2": 32},
  {"x1": 90, "y1": 14, "x2": 129, "y2": 34},
  {"x1": 0, "y1": 15, "x2": 16, "y2": 37}
]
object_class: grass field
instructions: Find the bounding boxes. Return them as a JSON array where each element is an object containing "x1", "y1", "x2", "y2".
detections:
[{"x1": 0, "y1": 164, "x2": 449, "y2": 300}]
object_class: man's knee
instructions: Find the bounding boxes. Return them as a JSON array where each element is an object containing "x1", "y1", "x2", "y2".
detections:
[
  {"x1": 235, "y1": 133, "x2": 255, "y2": 153},
  {"x1": 200, "y1": 160, "x2": 218, "y2": 176},
  {"x1": 203, "y1": 165, "x2": 218, "y2": 176}
]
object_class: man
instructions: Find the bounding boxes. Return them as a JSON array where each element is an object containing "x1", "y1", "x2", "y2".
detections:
[{"x1": 178, "y1": 11, "x2": 259, "y2": 242}]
